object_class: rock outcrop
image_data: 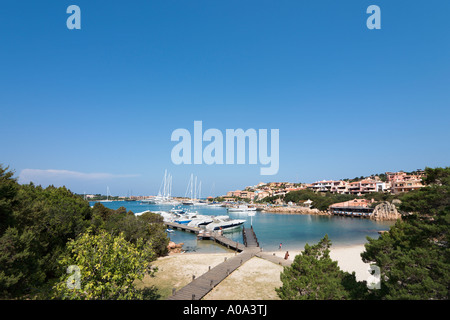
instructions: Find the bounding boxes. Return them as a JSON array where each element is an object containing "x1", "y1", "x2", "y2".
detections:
[
  {"x1": 167, "y1": 241, "x2": 184, "y2": 254},
  {"x1": 371, "y1": 201, "x2": 402, "y2": 221}
]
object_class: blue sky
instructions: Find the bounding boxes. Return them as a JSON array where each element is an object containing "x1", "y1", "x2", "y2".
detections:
[{"x1": 1, "y1": 0, "x2": 449, "y2": 197}]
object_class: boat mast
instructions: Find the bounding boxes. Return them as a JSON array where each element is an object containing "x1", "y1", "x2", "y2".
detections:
[
  {"x1": 167, "y1": 173, "x2": 172, "y2": 200},
  {"x1": 194, "y1": 176, "x2": 197, "y2": 201},
  {"x1": 190, "y1": 174, "x2": 194, "y2": 201},
  {"x1": 163, "y1": 169, "x2": 167, "y2": 200}
]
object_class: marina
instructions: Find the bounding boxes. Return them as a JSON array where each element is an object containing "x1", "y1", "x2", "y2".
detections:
[{"x1": 91, "y1": 200, "x2": 394, "y2": 252}]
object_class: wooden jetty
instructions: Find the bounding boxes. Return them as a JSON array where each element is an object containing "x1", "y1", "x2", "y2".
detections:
[
  {"x1": 255, "y1": 252, "x2": 292, "y2": 267},
  {"x1": 165, "y1": 222, "x2": 261, "y2": 300},
  {"x1": 165, "y1": 221, "x2": 199, "y2": 234},
  {"x1": 164, "y1": 221, "x2": 246, "y2": 252}
]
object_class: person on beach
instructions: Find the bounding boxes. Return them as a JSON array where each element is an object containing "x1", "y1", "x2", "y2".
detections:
[
  {"x1": 284, "y1": 251, "x2": 289, "y2": 260},
  {"x1": 279, "y1": 243, "x2": 282, "y2": 250}
]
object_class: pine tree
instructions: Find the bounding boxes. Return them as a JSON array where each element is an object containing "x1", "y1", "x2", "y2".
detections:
[
  {"x1": 361, "y1": 167, "x2": 450, "y2": 299},
  {"x1": 276, "y1": 235, "x2": 367, "y2": 300}
]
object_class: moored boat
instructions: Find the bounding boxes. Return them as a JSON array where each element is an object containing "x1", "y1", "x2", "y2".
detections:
[
  {"x1": 227, "y1": 205, "x2": 257, "y2": 213},
  {"x1": 205, "y1": 216, "x2": 246, "y2": 232}
]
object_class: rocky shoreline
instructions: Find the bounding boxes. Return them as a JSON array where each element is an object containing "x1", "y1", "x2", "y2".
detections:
[
  {"x1": 259, "y1": 201, "x2": 402, "y2": 221},
  {"x1": 167, "y1": 241, "x2": 184, "y2": 254},
  {"x1": 260, "y1": 206, "x2": 328, "y2": 215}
]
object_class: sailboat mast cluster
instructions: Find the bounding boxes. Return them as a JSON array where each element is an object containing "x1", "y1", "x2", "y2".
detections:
[
  {"x1": 183, "y1": 174, "x2": 205, "y2": 205},
  {"x1": 141, "y1": 170, "x2": 179, "y2": 205}
]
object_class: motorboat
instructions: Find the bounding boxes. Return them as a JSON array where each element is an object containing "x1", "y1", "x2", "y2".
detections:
[
  {"x1": 140, "y1": 197, "x2": 160, "y2": 204},
  {"x1": 205, "y1": 216, "x2": 246, "y2": 232},
  {"x1": 159, "y1": 212, "x2": 178, "y2": 222},
  {"x1": 207, "y1": 203, "x2": 224, "y2": 208},
  {"x1": 170, "y1": 208, "x2": 186, "y2": 214},
  {"x1": 134, "y1": 210, "x2": 152, "y2": 216},
  {"x1": 227, "y1": 205, "x2": 257, "y2": 213},
  {"x1": 187, "y1": 215, "x2": 214, "y2": 227},
  {"x1": 173, "y1": 212, "x2": 200, "y2": 225},
  {"x1": 174, "y1": 216, "x2": 193, "y2": 224}
]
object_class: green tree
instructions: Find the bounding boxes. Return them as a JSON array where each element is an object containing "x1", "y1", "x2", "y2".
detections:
[
  {"x1": 0, "y1": 165, "x2": 169, "y2": 298},
  {"x1": 138, "y1": 212, "x2": 169, "y2": 256},
  {"x1": 0, "y1": 169, "x2": 93, "y2": 298},
  {"x1": 53, "y1": 229, "x2": 157, "y2": 300},
  {"x1": 361, "y1": 167, "x2": 450, "y2": 299},
  {"x1": 99, "y1": 207, "x2": 169, "y2": 256},
  {"x1": 0, "y1": 165, "x2": 19, "y2": 234},
  {"x1": 276, "y1": 235, "x2": 367, "y2": 300},
  {"x1": 280, "y1": 189, "x2": 355, "y2": 211}
]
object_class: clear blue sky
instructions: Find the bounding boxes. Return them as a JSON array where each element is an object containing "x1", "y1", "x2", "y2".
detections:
[{"x1": 1, "y1": 0, "x2": 449, "y2": 197}]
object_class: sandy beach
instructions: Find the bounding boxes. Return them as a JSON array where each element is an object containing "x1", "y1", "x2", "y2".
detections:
[
  {"x1": 265, "y1": 244, "x2": 370, "y2": 282},
  {"x1": 139, "y1": 243, "x2": 370, "y2": 300}
]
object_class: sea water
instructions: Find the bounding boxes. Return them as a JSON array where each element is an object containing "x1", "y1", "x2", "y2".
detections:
[{"x1": 91, "y1": 201, "x2": 394, "y2": 253}]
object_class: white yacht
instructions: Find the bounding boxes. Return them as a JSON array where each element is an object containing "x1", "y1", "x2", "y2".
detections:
[
  {"x1": 205, "y1": 216, "x2": 246, "y2": 232},
  {"x1": 140, "y1": 197, "x2": 160, "y2": 204},
  {"x1": 187, "y1": 215, "x2": 214, "y2": 227},
  {"x1": 173, "y1": 212, "x2": 200, "y2": 225},
  {"x1": 159, "y1": 212, "x2": 178, "y2": 222},
  {"x1": 227, "y1": 204, "x2": 257, "y2": 213}
]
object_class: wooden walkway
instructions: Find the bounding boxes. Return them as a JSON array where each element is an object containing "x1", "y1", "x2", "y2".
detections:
[
  {"x1": 167, "y1": 248, "x2": 260, "y2": 300},
  {"x1": 165, "y1": 221, "x2": 246, "y2": 252},
  {"x1": 255, "y1": 252, "x2": 292, "y2": 267},
  {"x1": 165, "y1": 221, "x2": 294, "y2": 300},
  {"x1": 165, "y1": 221, "x2": 199, "y2": 234},
  {"x1": 166, "y1": 222, "x2": 262, "y2": 300},
  {"x1": 243, "y1": 226, "x2": 259, "y2": 248}
]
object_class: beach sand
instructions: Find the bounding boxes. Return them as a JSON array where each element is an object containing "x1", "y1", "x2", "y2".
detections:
[
  {"x1": 265, "y1": 244, "x2": 370, "y2": 282},
  {"x1": 139, "y1": 243, "x2": 370, "y2": 300}
]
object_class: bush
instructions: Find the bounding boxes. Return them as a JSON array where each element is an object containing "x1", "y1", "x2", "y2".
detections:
[{"x1": 53, "y1": 229, "x2": 157, "y2": 300}]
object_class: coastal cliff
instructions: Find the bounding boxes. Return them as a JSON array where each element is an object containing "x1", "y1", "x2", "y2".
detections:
[{"x1": 371, "y1": 201, "x2": 402, "y2": 221}]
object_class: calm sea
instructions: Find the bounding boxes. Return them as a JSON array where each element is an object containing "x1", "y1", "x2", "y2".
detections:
[{"x1": 91, "y1": 201, "x2": 394, "y2": 253}]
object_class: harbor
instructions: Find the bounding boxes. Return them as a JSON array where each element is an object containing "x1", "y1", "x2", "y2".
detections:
[{"x1": 92, "y1": 200, "x2": 394, "y2": 253}]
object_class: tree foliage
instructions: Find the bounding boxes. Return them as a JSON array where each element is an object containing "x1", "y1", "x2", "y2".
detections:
[
  {"x1": 277, "y1": 189, "x2": 355, "y2": 211},
  {"x1": 0, "y1": 165, "x2": 18, "y2": 234},
  {"x1": 0, "y1": 170, "x2": 93, "y2": 297},
  {"x1": 361, "y1": 167, "x2": 450, "y2": 299},
  {"x1": 0, "y1": 164, "x2": 169, "y2": 299},
  {"x1": 276, "y1": 235, "x2": 367, "y2": 300},
  {"x1": 53, "y1": 229, "x2": 156, "y2": 300}
]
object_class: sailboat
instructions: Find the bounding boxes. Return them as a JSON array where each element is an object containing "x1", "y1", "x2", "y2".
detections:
[
  {"x1": 182, "y1": 174, "x2": 207, "y2": 206},
  {"x1": 141, "y1": 170, "x2": 179, "y2": 205},
  {"x1": 182, "y1": 174, "x2": 194, "y2": 205},
  {"x1": 100, "y1": 186, "x2": 112, "y2": 202},
  {"x1": 194, "y1": 181, "x2": 207, "y2": 205},
  {"x1": 158, "y1": 170, "x2": 180, "y2": 205}
]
